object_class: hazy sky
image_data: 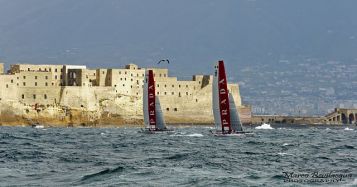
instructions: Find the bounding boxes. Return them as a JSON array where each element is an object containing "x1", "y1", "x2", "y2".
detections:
[{"x1": 0, "y1": 0, "x2": 356, "y2": 77}]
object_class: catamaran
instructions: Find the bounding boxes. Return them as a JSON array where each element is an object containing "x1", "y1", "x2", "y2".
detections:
[
  {"x1": 211, "y1": 60, "x2": 254, "y2": 136},
  {"x1": 141, "y1": 70, "x2": 173, "y2": 134}
]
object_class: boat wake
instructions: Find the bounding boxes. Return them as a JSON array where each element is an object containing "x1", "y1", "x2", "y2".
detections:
[
  {"x1": 344, "y1": 127, "x2": 354, "y2": 131},
  {"x1": 255, "y1": 123, "x2": 274, "y2": 130}
]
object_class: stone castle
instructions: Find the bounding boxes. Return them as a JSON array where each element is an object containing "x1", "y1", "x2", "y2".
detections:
[{"x1": 0, "y1": 62, "x2": 251, "y2": 127}]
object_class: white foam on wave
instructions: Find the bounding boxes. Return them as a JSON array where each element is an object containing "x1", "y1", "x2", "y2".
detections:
[
  {"x1": 35, "y1": 125, "x2": 45, "y2": 129},
  {"x1": 283, "y1": 143, "x2": 290, "y2": 146},
  {"x1": 186, "y1": 133, "x2": 204, "y2": 137},
  {"x1": 325, "y1": 128, "x2": 331, "y2": 130},
  {"x1": 344, "y1": 127, "x2": 354, "y2": 131},
  {"x1": 171, "y1": 133, "x2": 204, "y2": 137},
  {"x1": 277, "y1": 152, "x2": 293, "y2": 156},
  {"x1": 255, "y1": 123, "x2": 274, "y2": 130}
]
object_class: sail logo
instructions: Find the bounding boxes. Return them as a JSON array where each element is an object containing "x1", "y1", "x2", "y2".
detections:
[
  {"x1": 149, "y1": 111, "x2": 155, "y2": 116},
  {"x1": 149, "y1": 102, "x2": 154, "y2": 107},
  {"x1": 149, "y1": 85, "x2": 154, "y2": 90},
  {"x1": 222, "y1": 109, "x2": 228, "y2": 115},
  {"x1": 220, "y1": 89, "x2": 226, "y2": 94},
  {"x1": 221, "y1": 99, "x2": 227, "y2": 105},
  {"x1": 150, "y1": 119, "x2": 155, "y2": 124},
  {"x1": 219, "y1": 79, "x2": 225, "y2": 85},
  {"x1": 222, "y1": 119, "x2": 229, "y2": 125},
  {"x1": 149, "y1": 93, "x2": 154, "y2": 98}
]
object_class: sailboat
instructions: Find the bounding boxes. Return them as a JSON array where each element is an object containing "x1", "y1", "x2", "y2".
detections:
[
  {"x1": 141, "y1": 70, "x2": 173, "y2": 134},
  {"x1": 211, "y1": 60, "x2": 254, "y2": 136}
]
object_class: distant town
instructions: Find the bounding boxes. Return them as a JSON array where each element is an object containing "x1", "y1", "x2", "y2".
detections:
[{"x1": 237, "y1": 57, "x2": 357, "y2": 116}]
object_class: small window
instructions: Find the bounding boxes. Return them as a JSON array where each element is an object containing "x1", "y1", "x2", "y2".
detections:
[
  {"x1": 131, "y1": 73, "x2": 133, "y2": 77},
  {"x1": 45, "y1": 82, "x2": 48, "y2": 86},
  {"x1": 52, "y1": 83, "x2": 54, "y2": 86},
  {"x1": 102, "y1": 71, "x2": 105, "y2": 74},
  {"x1": 166, "y1": 108, "x2": 170, "y2": 111},
  {"x1": 55, "y1": 75, "x2": 58, "y2": 79},
  {"x1": 23, "y1": 82, "x2": 26, "y2": 86},
  {"x1": 45, "y1": 76, "x2": 48, "y2": 79},
  {"x1": 125, "y1": 71, "x2": 127, "y2": 74},
  {"x1": 11, "y1": 79, "x2": 13, "y2": 83},
  {"x1": 157, "y1": 84, "x2": 160, "y2": 87},
  {"x1": 174, "y1": 108, "x2": 178, "y2": 112},
  {"x1": 179, "y1": 85, "x2": 181, "y2": 88},
  {"x1": 44, "y1": 94, "x2": 47, "y2": 99},
  {"x1": 157, "y1": 92, "x2": 159, "y2": 95},
  {"x1": 119, "y1": 71, "x2": 121, "y2": 74},
  {"x1": 123, "y1": 84, "x2": 125, "y2": 87},
  {"x1": 35, "y1": 76, "x2": 37, "y2": 79},
  {"x1": 186, "y1": 92, "x2": 188, "y2": 95},
  {"x1": 33, "y1": 94, "x2": 36, "y2": 99},
  {"x1": 35, "y1": 82, "x2": 37, "y2": 86},
  {"x1": 23, "y1": 76, "x2": 26, "y2": 79},
  {"x1": 55, "y1": 69, "x2": 58, "y2": 72},
  {"x1": 6, "y1": 84, "x2": 8, "y2": 88},
  {"x1": 172, "y1": 85, "x2": 174, "y2": 88},
  {"x1": 172, "y1": 92, "x2": 174, "y2": 95},
  {"x1": 22, "y1": 94, "x2": 25, "y2": 99},
  {"x1": 164, "y1": 85, "x2": 167, "y2": 88},
  {"x1": 28, "y1": 68, "x2": 30, "y2": 71},
  {"x1": 186, "y1": 85, "x2": 188, "y2": 88},
  {"x1": 164, "y1": 92, "x2": 167, "y2": 95}
]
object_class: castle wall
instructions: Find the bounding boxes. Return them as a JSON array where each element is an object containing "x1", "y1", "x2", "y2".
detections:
[
  {"x1": 0, "y1": 63, "x2": 4, "y2": 74},
  {"x1": 0, "y1": 62, "x2": 246, "y2": 125}
]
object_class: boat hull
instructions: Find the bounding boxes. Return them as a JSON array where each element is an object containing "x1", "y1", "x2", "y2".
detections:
[
  {"x1": 139, "y1": 128, "x2": 175, "y2": 134},
  {"x1": 210, "y1": 130, "x2": 254, "y2": 137}
]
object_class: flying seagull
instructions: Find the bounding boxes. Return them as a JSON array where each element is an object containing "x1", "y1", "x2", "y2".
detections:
[{"x1": 157, "y1": 59, "x2": 170, "y2": 64}]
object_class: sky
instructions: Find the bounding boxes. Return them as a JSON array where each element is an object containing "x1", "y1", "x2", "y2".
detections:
[{"x1": 0, "y1": 0, "x2": 356, "y2": 78}]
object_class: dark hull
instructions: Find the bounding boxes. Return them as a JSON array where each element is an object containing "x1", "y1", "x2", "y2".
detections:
[
  {"x1": 210, "y1": 130, "x2": 254, "y2": 137},
  {"x1": 139, "y1": 128, "x2": 175, "y2": 134}
]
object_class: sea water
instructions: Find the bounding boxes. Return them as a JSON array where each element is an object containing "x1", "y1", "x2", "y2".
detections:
[{"x1": 0, "y1": 125, "x2": 356, "y2": 186}]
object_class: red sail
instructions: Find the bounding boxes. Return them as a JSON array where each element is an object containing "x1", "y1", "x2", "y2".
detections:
[
  {"x1": 218, "y1": 60, "x2": 231, "y2": 132},
  {"x1": 147, "y1": 70, "x2": 157, "y2": 129}
]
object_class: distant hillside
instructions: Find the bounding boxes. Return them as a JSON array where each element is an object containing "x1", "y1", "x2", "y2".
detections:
[{"x1": 1, "y1": 0, "x2": 357, "y2": 77}]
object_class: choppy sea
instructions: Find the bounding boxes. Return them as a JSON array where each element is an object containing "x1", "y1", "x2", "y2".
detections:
[{"x1": 0, "y1": 124, "x2": 356, "y2": 187}]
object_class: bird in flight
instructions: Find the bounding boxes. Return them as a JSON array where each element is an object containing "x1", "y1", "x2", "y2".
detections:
[{"x1": 157, "y1": 59, "x2": 170, "y2": 64}]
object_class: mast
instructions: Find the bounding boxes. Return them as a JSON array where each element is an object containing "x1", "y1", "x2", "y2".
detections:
[{"x1": 217, "y1": 60, "x2": 231, "y2": 132}]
